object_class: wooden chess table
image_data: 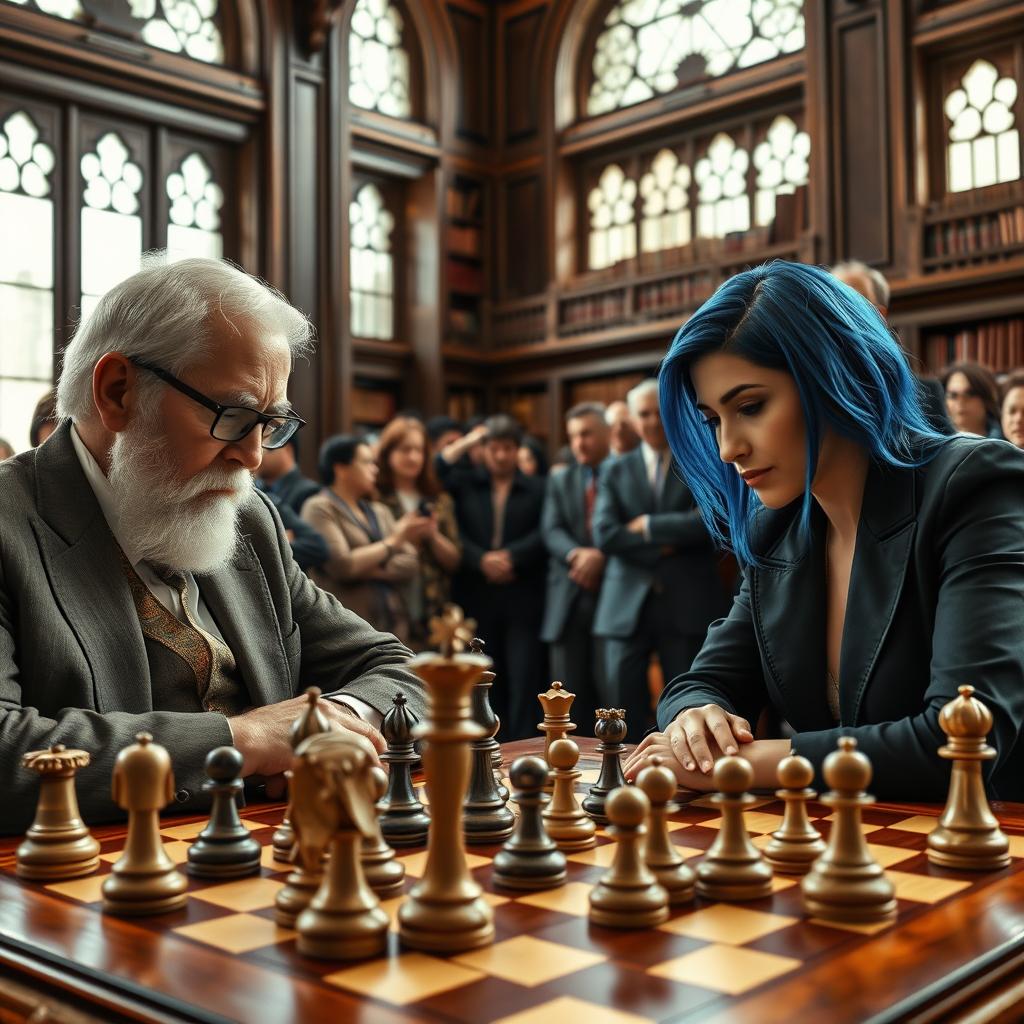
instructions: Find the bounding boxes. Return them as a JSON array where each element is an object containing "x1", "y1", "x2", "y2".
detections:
[{"x1": 0, "y1": 738, "x2": 1023, "y2": 1024}]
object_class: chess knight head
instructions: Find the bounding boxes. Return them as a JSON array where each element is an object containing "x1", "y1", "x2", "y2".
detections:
[{"x1": 290, "y1": 731, "x2": 383, "y2": 870}]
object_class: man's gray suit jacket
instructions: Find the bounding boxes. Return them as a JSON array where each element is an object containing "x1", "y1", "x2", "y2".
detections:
[{"x1": 0, "y1": 423, "x2": 425, "y2": 833}]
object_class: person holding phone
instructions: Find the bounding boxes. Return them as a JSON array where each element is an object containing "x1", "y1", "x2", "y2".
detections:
[{"x1": 375, "y1": 417, "x2": 462, "y2": 649}]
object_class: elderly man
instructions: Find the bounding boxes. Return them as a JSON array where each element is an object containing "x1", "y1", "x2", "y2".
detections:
[
  {"x1": 605, "y1": 399, "x2": 641, "y2": 457},
  {"x1": 593, "y1": 379, "x2": 728, "y2": 736},
  {"x1": 0, "y1": 256, "x2": 424, "y2": 833}
]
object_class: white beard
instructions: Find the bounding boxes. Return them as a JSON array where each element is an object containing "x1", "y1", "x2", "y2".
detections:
[{"x1": 107, "y1": 418, "x2": 253, "y2": 574}]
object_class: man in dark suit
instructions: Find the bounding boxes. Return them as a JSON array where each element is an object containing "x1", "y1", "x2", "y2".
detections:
[
  {"x1": 445, "y1": 414, "x2": 547, "y2": 740},
  {"x1": 256, "y1": 434, "x2": 321, "y2": 513},
  {"x1": 0, "y1": 257, "x2": 423, "y2": 832},
  {"x1": 593, "y1": 380, "x2": 729, "y2": 738},
  {"x1": 541, "y1": 403, "x2": 610, "y2": 729}
]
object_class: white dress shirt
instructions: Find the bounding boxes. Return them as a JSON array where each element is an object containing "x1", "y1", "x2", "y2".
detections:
[
  {"x1": 70, "y1": 428, "x2": 380, "y2": 729},
  {"x1": 639, "y1": 441, "x2": 670, "y2": 540}
]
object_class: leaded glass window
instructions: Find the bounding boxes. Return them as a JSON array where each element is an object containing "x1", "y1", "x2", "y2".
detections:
[
  {"x1": 6, "y1": 0, "x2": 83, "y2": 17},
  {"x1": 0, "y1": 110, "x2": 54, "y2": 452},
  {"x1": 694, "y1": 132, "x2": 750, "y2": 238},
  {"x1": 587, "y1": 0, "x2": 805, "y2": 117},
  {"x1": 945, "y1": 59, "x2": 1019, "y2": 194},
  {"x1": 639, "y1": 148, "x2": 691, "y2": 253},
  {"x1": 752, "y1": 114, "x2": 810, "y2": 225},
  {"x1": 167, "y1": 152, "x2": 224, "y2": 261},
  {"x1": 588, "y1": 163, "x2": 637, "y2": 270},
  {"x1": 80, "y1": 132, "x2": 143, "y2": 321},
  {"x1": 349, "y1": 0, "x2": 412, "y2": 119},
  {"x1": 350, "y1": 183, "x2": 395, "y2": 340}
]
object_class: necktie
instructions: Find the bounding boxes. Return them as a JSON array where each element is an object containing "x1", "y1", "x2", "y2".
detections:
[
  {"x1": 120, "y1": 551, "x2": 242, "y2": 715},
  {"x1": 651, "y1": 453, "x2": 666, "y2": 500},
  {"x1": 584, "y1": 473, "x2": 598, "y2": 543}
]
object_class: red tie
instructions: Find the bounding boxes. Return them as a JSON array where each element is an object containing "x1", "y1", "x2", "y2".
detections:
[{"x1": 584, "y1": 475, "x2": 597, "y2": 542}]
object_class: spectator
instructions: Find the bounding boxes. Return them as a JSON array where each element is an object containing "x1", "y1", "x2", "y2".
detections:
[
  {"x1": 376, "y1": 416, "x2": 462, "y2": 649},
  {"x1": 257, "y1": 435, "x2": 320, "y2": 514},
  {"x1": 605, "y1": 399, "x2": 641, "y2": 457},
  {"x1": 0, "y1": 439, "x2": 14, "y2": 461},
  {"x1": 517, "y1": 435, "x2": 549, "y2": 477},
  {"x1": 253, "y1": 480, "x2": 328, "y2": 572},
  {"x1": 593, "y1": 380, "x2": 729, "y2": 736},
  {"x1": 447, "y1": 413, "x2": 547, "y2": 739},
  {"x1": 302, "y1": 435, "x2": 428, "y2": 645},
  {"x1": 1001, "y1": 372, "x2": 1024, "y2": 449},
  {"x1": 941, "y1": 361, "x2": 1002, "y2": 438},
  {"x1": 426, "y1": 415, "x2": 463, "y2": 456},
  {"x1": 541, "y1": 402, "x2": 610, "y2": 729},
  {"x1": 30, "y1": 389, "x2": 58, "y2": 447}
]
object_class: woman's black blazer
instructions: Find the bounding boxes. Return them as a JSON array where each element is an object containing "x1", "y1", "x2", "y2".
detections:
[{"x1": 656, "y1": 436, "x2": 1024, "y2": 801}]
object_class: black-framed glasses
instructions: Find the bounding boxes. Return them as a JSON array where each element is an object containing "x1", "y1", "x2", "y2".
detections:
[{"x1": 130, "y1": 358, "x2": 306, "y2": 450}]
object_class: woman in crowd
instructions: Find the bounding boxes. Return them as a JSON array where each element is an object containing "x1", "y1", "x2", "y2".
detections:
[
  {"x1": 941, "y1": 361, "x2": 1002, "y2": 437},
  {"x1": 375, "y1": 417, "x2": 462, "y2": 649},
  {"x1": 517, "y1": 435, "x2": 549, "y2": 477},
  {"x1": 624, "y1": 260, "x2": 1024, "y2": 801},
  {"x1": 302, "y1": 434, "x2": 430, "y2": 645},
  {"x1": 1000, "y1": 372, "x2": 1024, "y2": 449}
]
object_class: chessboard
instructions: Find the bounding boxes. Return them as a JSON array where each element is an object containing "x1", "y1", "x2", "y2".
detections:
[{"x1": 1, "y1": 738, "x2": 1024, "y2": 1024}]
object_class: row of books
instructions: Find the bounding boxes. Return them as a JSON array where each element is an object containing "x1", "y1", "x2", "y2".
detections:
[
  {"x1": 636, "y1": 274, "x2": 714, "y2": 315},
  {"x1": 926, "y1": 206, "x2": 1024, "y2": 259},
  {"x1": 560, "y1": 290, "x2": 627, "y2": 330},
  {"x1": 447, "y1": 308, "x2": 480, "y2": 337},
  {"x1": 447, "y1": 259, "x2": 484, "y2": 294},
  {"x1": 923, "y1": 317, "x2": 1024, "y2": 373},
  {"x1": 445, "y1": 183, "x2": 483, "y2": 222},
  {"x1": 446, "y1": 224, "x2": 482, "y2": 259}
]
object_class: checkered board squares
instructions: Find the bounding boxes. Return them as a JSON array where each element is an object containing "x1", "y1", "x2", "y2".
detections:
[{"x1": 12, "y1": 759, "x2": 1024, "y2": 1024}]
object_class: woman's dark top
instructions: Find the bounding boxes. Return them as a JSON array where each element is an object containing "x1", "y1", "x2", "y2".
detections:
[{"x1": 656, "y1": 436, "x2": 1024, "y2": 801}]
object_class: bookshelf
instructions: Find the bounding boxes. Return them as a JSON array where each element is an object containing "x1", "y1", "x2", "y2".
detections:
[
  {"x1": 351, "y1": 378, "x2": 400, "y2": 435},
  {"x1": 921, "y1": 315, "x2": 1024, "y2": 376},
  {"x1": 445, "y1": 174, "x2": 486, "y2": 344},
  {"x1": 496, "y1": 384, "x2": 549, "y2": 442},
  {"x1": 445, "y1": 386, "x2": 484, "y2": 423}
]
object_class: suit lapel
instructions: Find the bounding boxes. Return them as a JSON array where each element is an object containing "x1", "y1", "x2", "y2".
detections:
[
  {"x1": 33, "y1": 424, "x2": 151, "y2": 713},
  {"x1": 196, "y1": 541, "x2": 291, "y2": 710},
  {"x1": 628, "y1": 449, "x2": 654, "y2": 514},
  {"x1": 571, "y1": 465, "x2": 587, "y2": 544},
  {"x1": 840, "y1": 462, "x2": 917, "y2": 723},
  {"x1": 660, "y1": 463, "x2": 685, "y2": 512}
]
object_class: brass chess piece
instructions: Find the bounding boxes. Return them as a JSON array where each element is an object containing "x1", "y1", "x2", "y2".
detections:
[
  {"x1": 801, "y1": 737, "x2": 896, "y2": 924},
  {"x1": 273, "y1": 687, "x2": 332, "y2": 865},
  {"x1": 292, "y1": 731, "x2": 390, "y2": 960},
  {"x1": 17, "y1": 745, "x2": 100, "y2": 881},
  {"x1": 763, "y1": 754, "x2": 826, "y2": 875},
  {"x1": 101, "y1": 733, "x2": 188, "y2": 916},
  {"x1": 695, "y1": 756, "x2": 773, "y2": 901},
  {"x1": 588, "y1": 786, "x2": 669, "y2": 929},
  {"x1": 397, "y1": 606, "x2": 495, "y2": 953},
  {"x1": 542, "y1": 738, "x2": 597, "y2": 852},
  {"x1": 538, "y1": 681, "x2": 576, "y2": 791},
  {"x1": 927, "y1": 686, "x2": 1010, "y2": 871},
  {"x1": 636, "y1": 756, "x2": 695, "y2": 905}
]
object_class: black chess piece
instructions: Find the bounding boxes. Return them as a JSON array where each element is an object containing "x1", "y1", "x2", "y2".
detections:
[
  {"x1": 463, "y1": 719, "x2": 515, "y2": 845},
  {"x1": 378, "y1": 692, "x2": 431, "y2": 847},
  {"x1": 469, "y1": 638, "x2": 505, "y2": 783},
  {"x1": 493, "y1": 756, "x2": 566, "y2": 890},
  {"x1": 582, "y1": 709, "x2": 628, "y2": 825},
  {"x1": 187, "y1": 747, "x2": 261, "y2": 878}
]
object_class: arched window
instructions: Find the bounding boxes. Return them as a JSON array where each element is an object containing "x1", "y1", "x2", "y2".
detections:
[
  {"x1": 587, "y1": 0, "x2": 805, "y2": 117},
  {"x1": 694, "y1": 132, "x2": 750, "y2": 239},
  {"x1": 945, "y1": 59, "x2": 1019, "y2": 194},
  {"x1": 0, "y1": 110, "x2": 55, "y2": 452},
  {"x1": 639, "y1": 148, "x2": 691, "y2": 253},
  {"x1": 349, "y1": 0, "x2": 412, "y2": 119},
  {"x1": 752, "y1": 114, "x2": 810, "y2": 226},
  {"x1": 79, "y1": 132, "x2": 143, "y2": 321},
  {"x1": 3, "y1": 0, "x2": 225, "y2": 64},
  {"x1": 167, "y1": 152, "x2": 225, "y2": 261},
  {"x1": 587, "y1": 163, "x2": 637, "y2": 270},
  {"x1": 350, "y1": 183, "x2": 395, "y2": 340}
]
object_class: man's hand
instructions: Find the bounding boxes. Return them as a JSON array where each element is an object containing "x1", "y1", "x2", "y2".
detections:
[
  {"x1": 229, "y1": 697, "x2": 385, "y2": 778},
  {"x1": 623, "y1": 704, "x2": 752, "y2": 776},
  {"x1": 567, "y1": 547, "x2": 605, "y2": 590},
  {"x1": 626, "y1": 515, "x2": 648, "y2": 535},
  {"x1": 481, "y1": 549, "x2": 515, "y2": 584}
]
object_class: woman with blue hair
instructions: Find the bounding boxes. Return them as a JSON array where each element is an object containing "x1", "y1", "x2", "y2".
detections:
[{"x1": 623, "y1": 261, "x2": 1024, "y2": 800}]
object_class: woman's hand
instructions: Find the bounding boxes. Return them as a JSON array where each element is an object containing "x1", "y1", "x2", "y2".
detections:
[
  {"x1": 624, "y1": 704, "x2": 752, "y2": 777},
  {"x1": 393, "y1": 512, "x2": 432, "y2": 546}
]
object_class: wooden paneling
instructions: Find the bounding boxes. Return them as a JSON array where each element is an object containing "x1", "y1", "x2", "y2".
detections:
[
  {"x1": 503, "y1": 175, "x2": 544, "y2": 299},
  {"x1": 447, "y1": 4, "x2": 489, "y2": 145},
  {"x1": 503, "y1": 6, "x2": 545, "y2": 145}
]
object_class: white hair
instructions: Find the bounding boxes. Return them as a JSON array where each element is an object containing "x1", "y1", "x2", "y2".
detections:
[
  {"x1": 626, "y1": 378, "x2": 660, "y2": 414},
  {"x1": 831, "y1": 259, "x2": 890, "y2": 309},
  {"x1": 57, "y1": 254, "x2": 313, "y2": 422}
]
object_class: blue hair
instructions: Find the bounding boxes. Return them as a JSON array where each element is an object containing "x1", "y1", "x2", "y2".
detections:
[{"x1": 658, "y1": 261, "x2": 947, "y2": 565}]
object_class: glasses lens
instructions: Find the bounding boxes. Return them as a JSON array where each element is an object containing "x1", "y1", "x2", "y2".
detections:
[
  {"x1": 262, "y1": 417, "x2": 299, "y2": 450},
  {"x1": 213, "y1": 407, "x2": 261, "y2": 442}
]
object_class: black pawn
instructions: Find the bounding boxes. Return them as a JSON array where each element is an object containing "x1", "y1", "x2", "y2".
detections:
[
  {"x1": 470, "y1": 637, "x2": 505, "y2": 780},
  {"x1": 187, "y1": 747, "x2": 261, "y2": 878},
  {"x1": 582, "y1": 709, "x2": 628, "y2": 825},
  {"x1": 378, "y1": 692, "x2": 431, "y2": 847},
  {"x1": 493, "y1": 756, "x2": 566, "y2": 890}
]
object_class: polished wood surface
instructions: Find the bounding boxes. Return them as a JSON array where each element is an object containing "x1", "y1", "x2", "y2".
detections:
[{"x1": 0, "y1": 738, "x2": 1021, "y2": 1024}]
